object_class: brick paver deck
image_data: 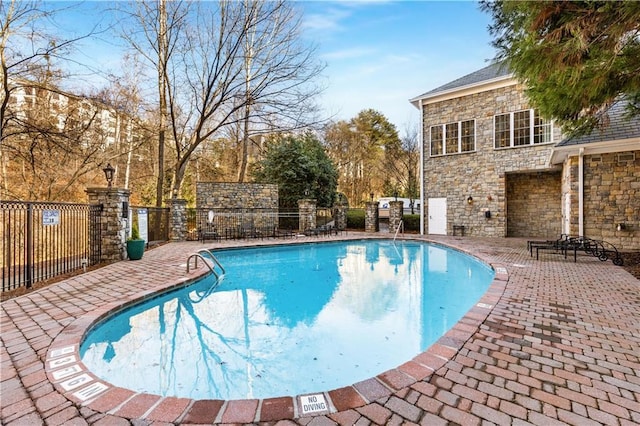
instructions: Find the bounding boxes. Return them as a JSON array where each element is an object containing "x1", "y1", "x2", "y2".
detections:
[{"x1": 1, "y1": 234, "x2": 639, "y2": 425}]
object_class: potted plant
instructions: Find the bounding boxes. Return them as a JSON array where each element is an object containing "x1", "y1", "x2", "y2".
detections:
[{"x1": 126, "y1": 220, "x2": 145, "y2": 260}]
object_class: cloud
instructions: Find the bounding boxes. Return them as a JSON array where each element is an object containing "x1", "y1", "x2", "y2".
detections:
[{"x1": 302, "y1": 7, "x2": 351, "y2": 34}]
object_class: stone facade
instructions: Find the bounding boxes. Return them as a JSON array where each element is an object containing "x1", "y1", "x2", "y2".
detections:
[
  {"x1": 506, "y1": 172, "x2": 562, "y2": 238},
  {"x1": 417, "y1": 73, "x2": 639, "y2": 250},
  {"x1": 196, "y1": 182, "x2": 278, "y2": 210},
  {"x1": 421, "y1": 82, "x2": 562, "y2": 237},
  {"x1": 582, "y1": 152, "x2": 639, "y2": 250}
]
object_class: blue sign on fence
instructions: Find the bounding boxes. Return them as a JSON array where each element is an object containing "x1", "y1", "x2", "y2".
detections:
[{"x1": 43, "y1": 210, "x2": 60, "y2": 225}]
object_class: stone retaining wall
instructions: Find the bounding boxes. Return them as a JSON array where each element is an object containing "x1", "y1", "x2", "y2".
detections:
[{"x1": 196, "y1": 182, "x2": 278, "y2": 209}]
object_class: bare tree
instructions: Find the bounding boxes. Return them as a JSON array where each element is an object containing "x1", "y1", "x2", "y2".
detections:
[
  {"x1": 0, "y1": 0, "x2": 108, "y2": 200},
  {"x1": 236, "y1": 0, "x2": 325, "y2": 182},
  {"x1": 119, "y1": 1, "x2": 324, "y2": 198},
  {"x1": 118, "y1": 0, "x2": 189, "y2": 205},
  {"x1": 385, "y1": 123, "x2": 420, "y2": 212}
]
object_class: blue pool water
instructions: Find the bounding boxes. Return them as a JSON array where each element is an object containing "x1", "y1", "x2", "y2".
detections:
[{"x1": 80, "y1": 240, "x2": 494, "y2": 400}]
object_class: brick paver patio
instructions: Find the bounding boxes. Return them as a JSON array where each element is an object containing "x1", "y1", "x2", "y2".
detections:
[{"x1": 1, "y1": 234, "x2": 639, "y2": 425}]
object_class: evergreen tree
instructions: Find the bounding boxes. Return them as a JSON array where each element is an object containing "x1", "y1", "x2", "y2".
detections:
[
  {"x1": 481, "y1": 1, "x2": 640, "y2": 135},
  {"x1": 251, "y1": 133, "x2": 338, "y2": 209}
]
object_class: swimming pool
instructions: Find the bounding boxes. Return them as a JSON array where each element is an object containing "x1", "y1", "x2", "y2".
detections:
[{"x1": 80, "y1": 239, "x2": 494, "y2": 400}]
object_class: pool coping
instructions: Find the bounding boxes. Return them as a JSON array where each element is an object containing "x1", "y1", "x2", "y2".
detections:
[{"x1": 43, "y1": 236, "x2": 509, "y2": 423}]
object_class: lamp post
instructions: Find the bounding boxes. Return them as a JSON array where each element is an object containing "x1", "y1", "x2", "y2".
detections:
[
  {"x1": 394, "y1": 191, "x2": 398, "y2": 202},
  {"x1": 370, "y1": 192, "x2": 374, "y2": 202},
  {"x1": 103, "y1": 163, "x2": 115, "y2": 188}
]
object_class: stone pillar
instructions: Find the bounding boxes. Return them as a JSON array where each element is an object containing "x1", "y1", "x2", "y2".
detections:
[
  {"x1": 389, "y1": 200, "x2": 404, "y2": 234},
  {"x1": 334, "y1": 202, "x2": 347, "y2": 231},
  {"x1": 168, "y1": 198, "x2": 188, "y2": 241},
  {"x1": 86, "y1": 187, "x2": 130, "y2": 262},
  {"x1": 298, "y1": 198, "x2": 317, "y2": 232},
  {"x1": 365, "y1": 201, "x2": 379, "y2": 233}
]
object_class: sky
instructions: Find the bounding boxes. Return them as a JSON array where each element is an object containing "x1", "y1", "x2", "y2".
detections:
[
  {"x1": 48, "y1": 1, "x2": 497, "y2": 132},
  {"x1": 298, "y1": 1, "x2": 496, "y2": 131}
]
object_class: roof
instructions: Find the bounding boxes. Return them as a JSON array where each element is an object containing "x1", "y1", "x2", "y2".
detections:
[
  {"x1": 550, "y1": 99, "x2": 640, "y2": 164},
  {"x1": 556, "y1": 100, "x2": 640, "y2": 147},
  {"x1": 410, "y1": 61, "x2": 512, "y2": 106}
]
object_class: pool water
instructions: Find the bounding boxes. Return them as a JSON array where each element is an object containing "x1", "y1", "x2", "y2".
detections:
[{"x1": 80, "y1": 240, "x2": 494, "y2": 400}]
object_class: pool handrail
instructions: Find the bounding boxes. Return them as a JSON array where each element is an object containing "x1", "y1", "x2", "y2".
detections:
[
  {"x1": 393, "y1": 219, "x2": 404, "y2": 241},
  {"x1": 186, "y1": 253, "x2": 219, "y2": 279},
  {"x1": 197, "y1": 249, "x2": 226, "y2": 274}
]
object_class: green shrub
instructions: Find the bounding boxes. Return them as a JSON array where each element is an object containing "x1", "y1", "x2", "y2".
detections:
[
  {"x1": 129, "y1": 220, "x2": 141, "y2": 241},
  {"x1": 402, "y1": 214, "x2": 420, "y2": 232},
  {"x1": 346, "y1": 209, "x2": 365, "y2": 230}
]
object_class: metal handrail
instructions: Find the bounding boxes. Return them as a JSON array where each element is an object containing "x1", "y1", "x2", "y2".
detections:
[
  {"x1": 197, "y1": 249, "x2": 226, "y2": 274},
  {"x1": 186, "y1": 253, "x2": 219, "y2": 279},
  {"x1": 393, "y1": 219, "x2": 404, "y2": 241}
]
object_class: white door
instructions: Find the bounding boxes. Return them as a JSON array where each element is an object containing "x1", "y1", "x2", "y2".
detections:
[{"x1": 428, "y1": 197, "x2": 447, "y2": 235}]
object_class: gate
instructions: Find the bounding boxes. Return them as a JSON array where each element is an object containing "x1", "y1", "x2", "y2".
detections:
[{"x1": 1, "y1": 201, "x2": 102, "y2": 292}]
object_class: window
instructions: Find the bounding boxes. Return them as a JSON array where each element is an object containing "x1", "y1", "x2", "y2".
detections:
[
  {"x1": 445, "y1": 123, "x2": 458, "y2": 154},
  {"x1": 494, "y1": 109, "x2": 552, "y2": 148},
  {"x1": 461, "y1": 120, "x2": 475, "y2": 152},
  {"x1": 430, "y1": 126, "x2": 443, "y2": 156},
  {"x1": 430, "y1": 119, "x2": 475, "y2": 156}
]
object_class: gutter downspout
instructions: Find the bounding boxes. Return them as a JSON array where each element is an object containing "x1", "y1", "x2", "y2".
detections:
[
  {"x1": 419, "y1": 102, "x2": 425, "y2": 235},
  {"x1": 579, "y1": 147, "x2": 584, "y2": 236}
]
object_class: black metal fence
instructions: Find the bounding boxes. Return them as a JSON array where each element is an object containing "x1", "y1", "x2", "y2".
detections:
[
  {"x1": 130, "y1": 206, "x2": 170, "y2": 243},
  {"x1": 185, "y1": 207, "x2": 336, "y2": 241},
  {"x1": 186, "y1": 208, "x2": 291, "y2": 241},
  {"x1": 1, "y1": 201, "x2": 102, "y2": 292}
]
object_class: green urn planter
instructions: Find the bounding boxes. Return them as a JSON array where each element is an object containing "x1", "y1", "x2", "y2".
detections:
[{"x1": 126, "y1": 239, "x2": 145, "y2": 260}]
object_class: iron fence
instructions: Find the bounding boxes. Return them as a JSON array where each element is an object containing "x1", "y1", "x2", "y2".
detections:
[
  {"x1": 186, "y1": 208, "x2": 290, "y2": 241},
  {"x1": 130, "y1": 206, "x2": 170, "y2": 243},
  {"x1": 185, "y1": 208, "x2": 336, "y2": 241},
  {"x1": 1, "y1": 201, "x2": 102, "y2": 292}
]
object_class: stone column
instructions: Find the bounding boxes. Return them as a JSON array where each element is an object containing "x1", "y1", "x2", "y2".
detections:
[
  {"x1": 389, "y1": 200, "x2": 404, "y2": 234},
  {"x1": 168, "y1": 198, "x2": 188, "y2": 241},
  {"x1": 334, "y1": 202, "x2": 347, "y2": 231},
  {"x1": 365, "y1": 201, "x2": 379, "y2": 233},
  {"x1": 86, "y1": 187, "x2": 130, "y2": 262},
  {"x1": 298, "y1": 198, "x2": 317, "y2": 232}
]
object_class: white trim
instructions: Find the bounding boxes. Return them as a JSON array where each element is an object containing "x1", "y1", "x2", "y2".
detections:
[
  {"x1": 419, "y1": 102, "x2": 425, "y2": 235},
  {"x1": 578, "y1": 148, "x2": 584, "y2": 236},
  {"x1": 550, "y1": 138, "x2": 640, "y2": 164},
  {"x1": 410, "y1": 75, "x2": 516, "y2": 108}
]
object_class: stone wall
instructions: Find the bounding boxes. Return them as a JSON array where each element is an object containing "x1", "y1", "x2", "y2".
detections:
[
  {"x1": 506, "y1": 172, "x2": 562, "y2": 238},
  {"x1": 422, "y1": 82, "x2": 562, "y2": 236},
  {"x1": 583, "y1": 151, "x2": 639, "y2": 250},
  {"x1": 196, "y1": 182, "x2": 278, "y2": 209}
]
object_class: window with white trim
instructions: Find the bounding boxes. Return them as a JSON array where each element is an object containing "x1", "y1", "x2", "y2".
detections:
[
  {"x1": 430, "y1": 119, "x2": 475, "y2": 156},
  {"x1": 494, "y1": 109, "x2": 552, "y2": 148}
]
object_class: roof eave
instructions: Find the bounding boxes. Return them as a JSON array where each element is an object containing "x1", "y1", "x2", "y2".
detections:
[
  {"x1": 550, "y1": 138, "x2": 640, "y2": 164},
  {"x1": 410, "y1": 73, "x2": 517, "y2": 109}
]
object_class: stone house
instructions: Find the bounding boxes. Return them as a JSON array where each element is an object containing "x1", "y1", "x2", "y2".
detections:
[{"x1": 410, "y1": 62, "x2": 639, "y2": 250}]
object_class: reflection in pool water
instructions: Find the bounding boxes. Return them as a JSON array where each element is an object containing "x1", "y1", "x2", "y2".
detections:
[{"x1": 81, "y1": 240, "x2": 494, "y2": 400}]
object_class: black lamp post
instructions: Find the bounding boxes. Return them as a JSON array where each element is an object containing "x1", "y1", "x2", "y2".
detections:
[
  {"x1": 103, "y1": 163, "x2": 115, "y2": 188},
  {"x1": 370, "y1": 192, "x2": 374, "y2": 202},
  {"x1": 394, "y1": 191, "x2": 398, "y2": 202}
]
